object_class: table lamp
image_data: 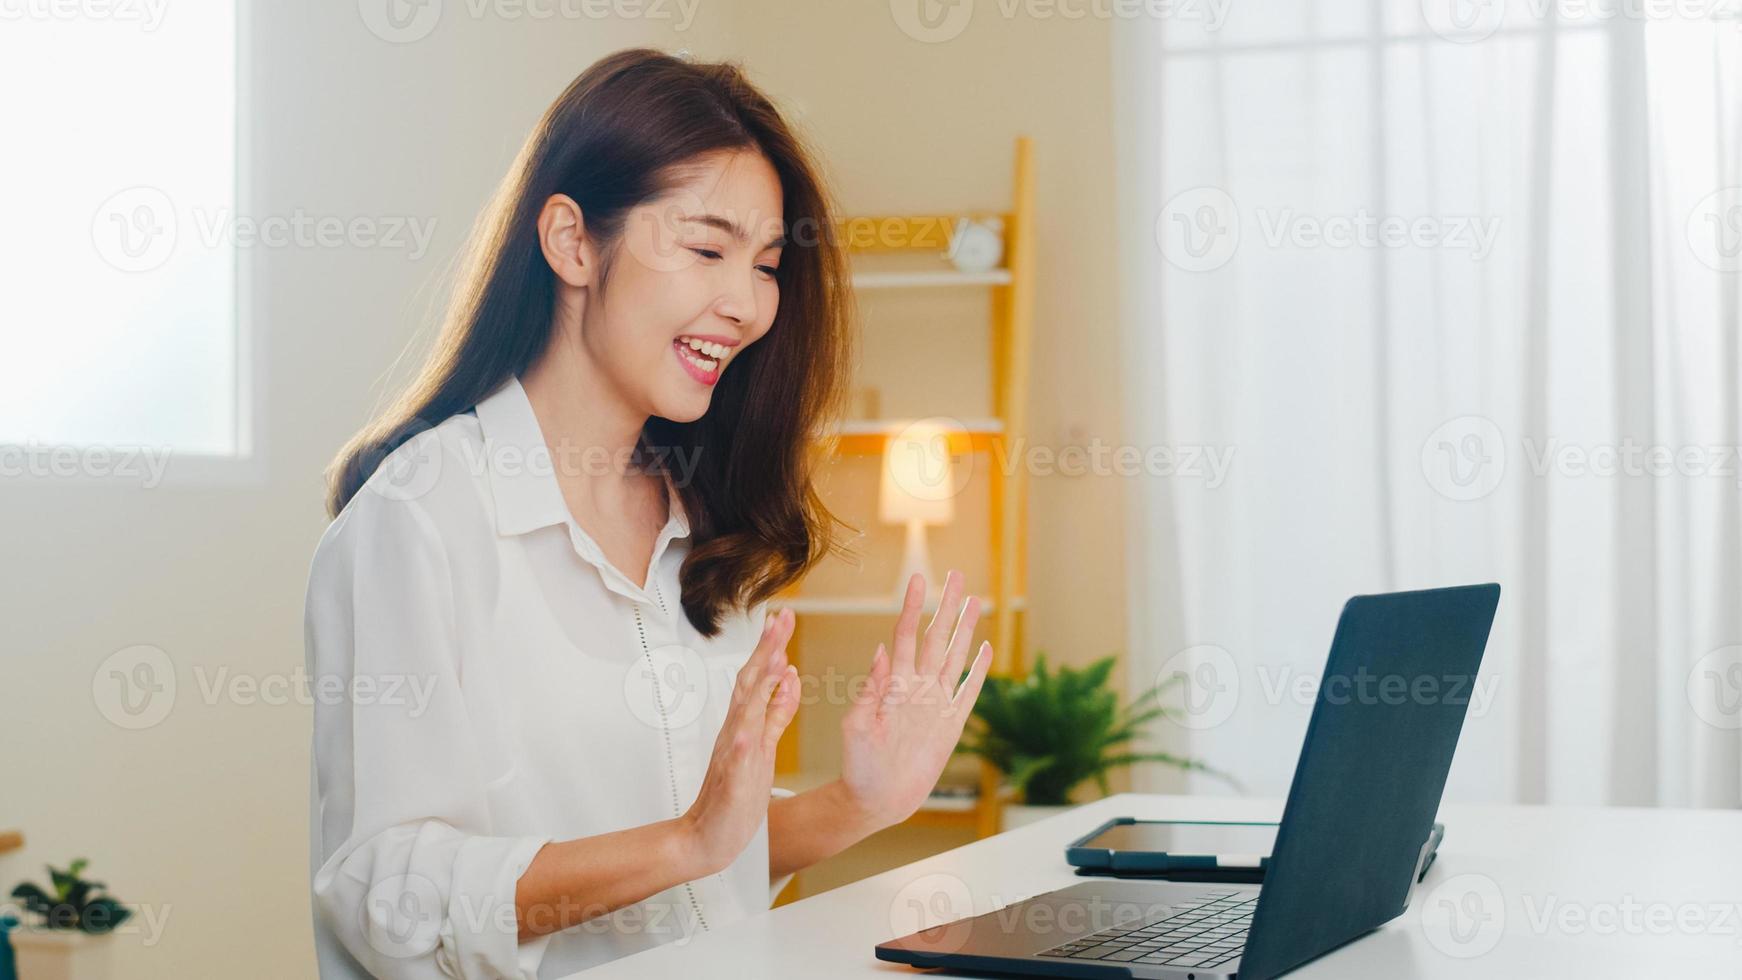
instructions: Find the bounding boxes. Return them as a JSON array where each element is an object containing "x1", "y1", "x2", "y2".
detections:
[{"x1": 880, "y1": 420, "x2": 956, "y2": 598}]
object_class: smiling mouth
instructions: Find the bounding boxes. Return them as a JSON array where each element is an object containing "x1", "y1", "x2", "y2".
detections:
[{"x1": 673, "y1": 336, "x2": 730, "y2": 385}]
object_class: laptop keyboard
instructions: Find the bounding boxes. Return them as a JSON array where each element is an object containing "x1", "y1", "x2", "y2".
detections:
[{"x1": 1037, "y1": 890, "x2": 1254, "y2": 970}]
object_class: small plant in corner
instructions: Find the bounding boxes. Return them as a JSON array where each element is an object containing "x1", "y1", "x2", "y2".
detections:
[
  {"x1": 10, "y1": 859, "x2": 132, "y2": 933},
  {"x1": 955, "y1": 652, "x2": 1240, "y2": 806}
]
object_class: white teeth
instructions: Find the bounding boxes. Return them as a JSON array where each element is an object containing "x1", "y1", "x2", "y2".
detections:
[
  {"x1": 682, "y1": 337, "x2": 728, "y2": 358},
  {"x1": 677, "y1": 345, "x2": 718, "y2": 373}
]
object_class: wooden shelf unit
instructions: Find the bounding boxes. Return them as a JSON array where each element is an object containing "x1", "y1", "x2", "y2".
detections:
[
  {"x1": 850, "y1": 269, "x2": 1013, "y2": 289},
  {"x1": 776, "y1": 136, "x2": 1037, "y2": 844}
]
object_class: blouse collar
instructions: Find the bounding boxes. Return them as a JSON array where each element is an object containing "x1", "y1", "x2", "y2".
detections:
[{"x1": 472, "y1": 375, "x2": 691, "y2": 598}]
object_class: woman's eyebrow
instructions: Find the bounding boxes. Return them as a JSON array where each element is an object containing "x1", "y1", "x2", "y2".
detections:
[{"x1": 684, "y1": 213, "x2": 786, "y2": 250}]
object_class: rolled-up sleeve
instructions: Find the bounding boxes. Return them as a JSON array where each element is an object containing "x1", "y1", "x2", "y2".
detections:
[{"x1": 306, "y1": 485, "x2": 552, "y2": 980}]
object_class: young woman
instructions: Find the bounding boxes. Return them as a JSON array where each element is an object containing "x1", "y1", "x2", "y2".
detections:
[{"x1": 304, "y1": 49, "x2": 993, "y2": 980}]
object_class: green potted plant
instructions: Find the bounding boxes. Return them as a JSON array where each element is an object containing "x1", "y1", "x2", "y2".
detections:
[
  {"x1": 955, "y1": 652, "x2": 1237, "y2": 828},
  {"x1": 8, "y1": 859, "x2": 131, "y2": 980}
]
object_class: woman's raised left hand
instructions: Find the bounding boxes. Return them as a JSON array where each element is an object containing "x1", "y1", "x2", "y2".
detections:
[{"x1": 836, "y1": 569, "x2": 993, "y2": 830}]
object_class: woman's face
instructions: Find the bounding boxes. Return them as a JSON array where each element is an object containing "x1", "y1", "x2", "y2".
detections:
[{"x1": 586, "y1": 149, "x2": 786, "y2": 424}]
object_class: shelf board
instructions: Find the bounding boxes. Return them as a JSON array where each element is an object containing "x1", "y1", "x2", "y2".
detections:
[
  {"x1": 827, "y1": 418, "x2": 1005, "y2": 456},
  {"x1": 851, "y1": 269, "x2": 1012, "y2": 290},
  {"x1": 781, "y1": 594, "x2": 1026, "y2": 616},
  {"x1": 0, "y1": 830, "x2": 21, "y2": 854},
  {"x1": 834, "y1": 417, "x2": 1004, "y2": 436},
  {"x1": 839, "y1": 212, "x2": 1011, "y2": 255}
]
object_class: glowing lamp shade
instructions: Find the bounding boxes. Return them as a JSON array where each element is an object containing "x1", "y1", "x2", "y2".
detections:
[{"x1": 879, "y1": 422, "x2": 956, "y2": 594}]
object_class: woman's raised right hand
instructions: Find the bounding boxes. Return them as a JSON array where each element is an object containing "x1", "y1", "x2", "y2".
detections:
[{"x1": 678, "y1": 607, "x2": 800, "y2": 874}]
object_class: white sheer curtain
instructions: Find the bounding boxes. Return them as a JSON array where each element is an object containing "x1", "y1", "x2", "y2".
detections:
[{"x1": 1114, "y1": 1, "x2": 1742, "y2": 808}]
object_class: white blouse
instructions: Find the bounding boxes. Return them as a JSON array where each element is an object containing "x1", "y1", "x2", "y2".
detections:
[{"x1": 304, "y1": 375, "x2": 787, "y2": 980}]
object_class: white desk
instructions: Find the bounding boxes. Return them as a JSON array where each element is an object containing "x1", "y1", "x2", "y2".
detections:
[{"x1": 562, "y1": 793, "x2": 1742, "y2": 978}]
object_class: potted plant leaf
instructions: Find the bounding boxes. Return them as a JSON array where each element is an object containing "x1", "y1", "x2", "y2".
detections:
[
  {"x1": 8, "y1": 859, "x2": 131, "y2": 980},
  {"x1": 955, "y1": 652, "x2": 1238, "y2": 828}
]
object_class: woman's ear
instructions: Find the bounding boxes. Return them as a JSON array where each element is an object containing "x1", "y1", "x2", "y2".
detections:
[{"x1": 537, "y1": 194, "x2": 596, "y2": 287}]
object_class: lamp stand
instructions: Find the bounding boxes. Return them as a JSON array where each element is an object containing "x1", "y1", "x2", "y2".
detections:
[{"x1": 894, "y1": 518, "x2": 936, "y2": 598}]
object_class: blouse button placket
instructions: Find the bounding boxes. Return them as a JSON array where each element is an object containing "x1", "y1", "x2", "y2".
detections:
[{"x1": 631, "y1": 573, "x2": 710, "y2": 935}]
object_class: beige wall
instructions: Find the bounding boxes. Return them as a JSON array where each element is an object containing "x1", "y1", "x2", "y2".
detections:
[
  {"x1": 729, "y1": 3, "x2": 1130, "y2": 653},
  {"x1": 731, "y1": 0, "x2": 1133, "y2": 806},
  {"x1": 0, "y1": 6, "x2": 1125, "y2": 976}
]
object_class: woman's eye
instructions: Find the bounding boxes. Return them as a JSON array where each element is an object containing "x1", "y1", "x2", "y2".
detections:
[{"x1": 688, "y1": 247, "x2": 775, "y2": 279}]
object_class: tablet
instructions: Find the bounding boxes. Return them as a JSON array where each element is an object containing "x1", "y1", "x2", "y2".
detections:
[
  {"x1": 1066, "y1": 818, "x2": 1279, "y2": 876},
  {"x1": 1066, "y1": 818, "x2": 1446, "y2": 884}
]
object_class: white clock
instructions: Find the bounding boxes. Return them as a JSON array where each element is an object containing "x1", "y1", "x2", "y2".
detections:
[{"x1": 948, "y1": 217, "x2": 1005, "y2": 273}]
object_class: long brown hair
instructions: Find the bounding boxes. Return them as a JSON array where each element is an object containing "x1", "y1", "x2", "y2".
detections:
[{"x1": 325, "y1": 48, "x2": 853, "y2": 636}]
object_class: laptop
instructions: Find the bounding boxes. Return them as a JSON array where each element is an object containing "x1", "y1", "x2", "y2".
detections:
[{"x1": 876, "y1": 584, "x2": 1501, "y2": 980}]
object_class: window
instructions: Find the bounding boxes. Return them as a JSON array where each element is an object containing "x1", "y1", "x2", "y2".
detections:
[{"x1": 0, "y1": 2, "x2": 241, "y2": 460}]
